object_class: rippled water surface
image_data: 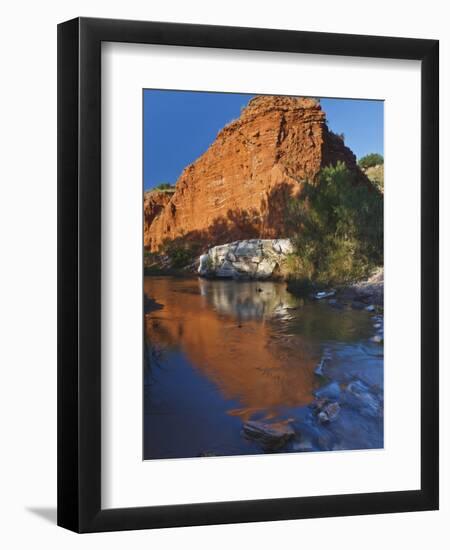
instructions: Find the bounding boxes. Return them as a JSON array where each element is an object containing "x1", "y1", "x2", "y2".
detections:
[{"x1": 144, "y1": 276, "x2": 383, "y2": 459}]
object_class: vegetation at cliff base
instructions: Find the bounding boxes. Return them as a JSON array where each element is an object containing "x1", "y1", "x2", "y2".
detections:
[
  {"x1": 158, "y1": 237, "x2": 202, "y2": 269},
  {"x1": 285, "y1": 162, "x2": 383, "y2": 290}
]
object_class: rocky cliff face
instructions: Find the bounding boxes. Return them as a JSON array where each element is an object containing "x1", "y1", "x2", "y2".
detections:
[
  {"x1": 143, "y1": 189, "x2": 174, "y2": 243},
  {"x1": 144, "y1": 96, "x2": 368, "y2": 252}
]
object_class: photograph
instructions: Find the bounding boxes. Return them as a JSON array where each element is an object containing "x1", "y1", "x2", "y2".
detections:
[{"x1": 143, "y1": 91, "x2": 384, "y2": 460}]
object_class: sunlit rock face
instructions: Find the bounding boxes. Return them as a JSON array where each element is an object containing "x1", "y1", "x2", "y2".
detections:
[
  {"x1": 198, "y1": 239, "x2": 293, "y2": 280},
  {"x1": 144, "y1": 190, "x2": 174, "y2": 242},
  {"x1": 144, "y1": 95, "x2": 368, "y2": 251}
]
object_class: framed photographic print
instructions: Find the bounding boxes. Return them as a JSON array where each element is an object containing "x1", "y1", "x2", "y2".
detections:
[{"x1": 57, "y1": 17, "x2": 439, "y2": 532}]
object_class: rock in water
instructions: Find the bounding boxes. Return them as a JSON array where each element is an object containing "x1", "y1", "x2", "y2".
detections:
[
  {"x1": 317, "y1": 402, "x2": 341, "y2": 423},
  {"x1": 314, "y1": 358, "x2": 326, "y2": 377},
  {"x1": 314, "y1": 290, "x2": 336, "y2": 300},
  {"x1": 198, "y1": 238, "x2": 293, "y2": 279},
  {"x1": 242, "y1": 420, "x2": 295, "y2": 451},
  {"x1": 144, "y1": 95, "x2": 370, "y2": 252}
]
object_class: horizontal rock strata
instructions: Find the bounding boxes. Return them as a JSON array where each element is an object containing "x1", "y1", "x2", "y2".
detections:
[{"x1": 144, "y1": 95, "x2": 369, "y2": 252}]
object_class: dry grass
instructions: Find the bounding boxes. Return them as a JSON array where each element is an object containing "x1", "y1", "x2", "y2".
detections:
[{"x1": 365, "y1": 164, "x2": 384, "y2": 193}]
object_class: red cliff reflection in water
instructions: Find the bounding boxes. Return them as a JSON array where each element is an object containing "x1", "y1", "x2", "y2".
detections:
[
  {"x1": 145, "y1": 277, "x2": 317, "y2": 422},
  {"x1": 143, "y1": 276, "x2": 377, "y2": 459}
]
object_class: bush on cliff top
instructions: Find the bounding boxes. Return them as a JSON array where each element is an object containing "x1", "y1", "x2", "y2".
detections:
[
  {"x1": 358, "y1": 153, "x2": 384, "y2": 170},
  {"x1": 153, "y1": 182, "x2": 175, "y2": 191},
  {"x1": 286, "y1": 162, "x2": 383, "y2": 288}
]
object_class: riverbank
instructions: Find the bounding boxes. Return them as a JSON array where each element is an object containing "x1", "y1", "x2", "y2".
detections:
[
  {"x1": 338, "y1": 266, "x2": 384, "y2": 306},
  {"x1": 144, "y1": 266, "x2": 194, "y2": 277},
  {"x1": 287, "y1": 267, "x2": 383, "y2": 308},
  {"x1": 144, "y1": 239, "x2": 384, "y2": 311}
]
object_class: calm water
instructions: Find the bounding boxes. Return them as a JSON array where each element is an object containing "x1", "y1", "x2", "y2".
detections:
[{"x1": 144, "y1": 276, "x2": 383, "y2": 459}]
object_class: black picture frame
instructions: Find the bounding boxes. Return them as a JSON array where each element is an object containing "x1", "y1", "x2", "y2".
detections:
[{"x1": 57, "y1": 17, "x2": 439, "y2": 533}]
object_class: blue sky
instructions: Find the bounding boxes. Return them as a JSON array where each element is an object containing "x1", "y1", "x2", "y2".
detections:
[{"x1": 143, "y1": 90, "x2": 383, "y2": 190}]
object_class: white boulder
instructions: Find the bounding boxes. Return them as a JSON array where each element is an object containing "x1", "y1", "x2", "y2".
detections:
[{"x1": 198, "y1": 239, "x2": 292, "y2": 280}]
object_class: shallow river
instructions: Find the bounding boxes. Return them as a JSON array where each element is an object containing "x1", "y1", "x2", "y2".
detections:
[{"x1": 144, "y1": 276, "x2": 383, "y2": 459}]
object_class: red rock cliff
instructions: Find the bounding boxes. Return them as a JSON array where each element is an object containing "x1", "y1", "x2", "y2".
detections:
[
  {"x1": 144, "y1": 189, "x2": 174, "y2": 242},
  {"x1": 144, "y1": 96, "x2": 368, "y2": 252}
]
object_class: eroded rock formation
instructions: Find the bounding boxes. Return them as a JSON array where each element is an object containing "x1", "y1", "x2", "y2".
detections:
[
  {"x1": 143, "y1": 189, "x2": 174, "y2": 242},
  {"x1": 144, "y1": 95, "x2": 368, "y2": 252}
]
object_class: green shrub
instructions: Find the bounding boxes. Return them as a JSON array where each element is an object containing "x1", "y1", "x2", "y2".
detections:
[
  {"x1": 358, "y1": 153, "x2": 384, "y2": 170},
  {"x1": 285, "y1": 162, "x2": 383, "y2": 286},
  {"x1": 154, "y1": 182, "x2": 175, "y2": 191},
  {"x1": 159, "y1": 237, "x2": 201, "y2": 269}
]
